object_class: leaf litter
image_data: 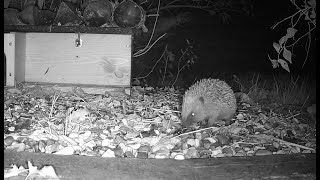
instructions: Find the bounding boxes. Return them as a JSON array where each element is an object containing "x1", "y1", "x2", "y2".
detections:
[{"x1": 4, "y1": 83, "x2": 316, "y2": 178}]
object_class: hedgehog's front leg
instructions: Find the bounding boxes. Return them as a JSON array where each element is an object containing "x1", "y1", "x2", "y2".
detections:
[{"x1": 207, "y1": 111, "x2": 219, "y2": 127}]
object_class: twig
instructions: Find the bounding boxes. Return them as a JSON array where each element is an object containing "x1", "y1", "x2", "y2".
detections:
[
  {"x1": 161, "y1": 52, "x2": 169, "y2": 85},
  {"x1": 286, "y1": 26, "x2": 316, "y2": 48},
  {"x1": 49, "y1": 92, "x2": 60, "y2": 118},
  {"x1": 271, "y1": 8, "x2": 305, "y2": 29},
  {"x1": 301, "y1": 22, "x2": 312, "y2": 68},
  {"x1": 173, "y1": 126, "x2": 220, "y2": 138},
  {"x1": 285, "y1": 113, "x2": 300, "y2": 119},
  {"x1": 152, "y1": 108, "x2": 180, "y2": 113},
  {"x1": 135, "y1": 45, "x2": 167, "y2": 79},
  {"x1": 133, "y1": 0, "x2": 161, "y2": 57},
  {"x1": 274, "y1": 137, "x2": 315, "y2": 151},
  {"x1": 171, "y1": 49, "x2": 188, "y2": 87},
  {"x1": 133, "y1": 33, "x2": 167, "y2": 57}
]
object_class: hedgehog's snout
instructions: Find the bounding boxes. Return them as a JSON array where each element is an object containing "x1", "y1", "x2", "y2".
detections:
[{"x1": 181, "y1": 112, "x2": 195, "y2": 127}]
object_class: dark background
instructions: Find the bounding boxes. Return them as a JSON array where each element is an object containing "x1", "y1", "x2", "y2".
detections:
[{"x1": 136, "y1": 0, "x2": 316, "y2": 77}]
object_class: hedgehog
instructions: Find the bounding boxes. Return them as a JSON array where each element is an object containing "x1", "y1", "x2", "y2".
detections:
[{"x1": 181, "y1": 78, "x2": 237, "y2": 127}]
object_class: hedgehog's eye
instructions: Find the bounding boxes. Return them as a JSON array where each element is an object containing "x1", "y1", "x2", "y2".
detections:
[{"x1": 191, "y1": 112, "x2": 195, "y2": 116}]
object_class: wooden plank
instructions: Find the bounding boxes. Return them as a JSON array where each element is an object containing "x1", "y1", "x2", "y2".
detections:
[
  {"x1": 25, "y1": 82, "x2": 131, "y2": 95},
  {"x1": 4, "y1": 25, "x2": 133, "y2": 34},
  {"x1": 4, "y1": 33, "x2": 16, "y2": 86},
  {"x1": 14, "y1": 32, "x2": 26, "y2": 84},
  {"x1": 4, "y1": 33, "x2": 27, "y2": 86},
  {"x1": 24, "y1": 33, "x2": 131, "y2": 86},
  {"x1": 4, "y1": 150, "x2": 316, "y2": 180}
]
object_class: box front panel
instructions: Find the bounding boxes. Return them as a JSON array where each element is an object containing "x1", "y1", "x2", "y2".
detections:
[
  {"x1": 4, "y1": 33, "x2": 15, "y2": 86},
  {"x1": 24, "y1": 33, "x2": 131, "y2": 86}
]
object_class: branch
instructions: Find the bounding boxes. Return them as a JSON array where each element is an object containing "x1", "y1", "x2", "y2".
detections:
[
  {"x1": 271, "y1": 8, "x2": 306, "y2": 29},
  {"x1": 286, "y1": 26, "x2": 316, "y2": 48},
  {"x1": 134, "y1": 45, "x2": 168, "y2": 80}
]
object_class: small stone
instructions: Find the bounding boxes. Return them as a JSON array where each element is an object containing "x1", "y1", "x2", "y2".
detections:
[
  {"x1": 216, "y1": 153, "x2": 226, "y2": 158},
  {"x1": 255, "y1": 149, "x2": 273, "y2": 156},
  {"x1": 68, "y1": 133, "x2": 79, "y2": 139},
  {"x1": 272, "y1": 141, "x2": 280, "y2": 149},
  {"x1": 264, "y1": 123, "x2": 272, "y2": 130},
  {"x1": 187, "y1": 139, "x2": 196, "y2": 146},
  {"x1": 38, "y1": 140, "x2": 47, "y2": 153},
  {"x1": 4, "y1": 136, "x2": 15, "y2": 146},
  {"x1": 138, "y1": 145, "x2": 151, "y2": 153},
  {"x1": 302, "y1": 150, "x2": 312, "y2": 154},
  {"x1": 216, "y1": 134, "x2": 230, "y2": 145},
  {"x1": 154, "y1": 147, "x2": 170, "y2": 156},
  {"x1": 80, "y1": 131, "x2": 92, "y2": 140},
  {"x1": 54, "y1": 146, "x2": 75, "y2": 155},
  {"x1": 155, "y1": 154, "x2": 168, "y2": 159},
  {"x1": 194, "y1": 139, "x2": 200, "y2": 148},
  {"x1": 195, "y1": 132, "x2": 202, "y2": 140},
  {"x1": 57, "y1": 105, "x2": 66, "y2": 110},
  {"x1": 234, "y1": 152, "x2": 245, "y2": 157},
  {"x1": 236, "y1": 113, "x2": 245, "y2": 120},
  {"x1": 211, "y1": 149, "x2": 223, "y2": 156},
  {"x1": 140, "y1": 131, "x2": 151, "y2": 137},
  {"x1": 14, "y1": 105, "x2": 23, "y2": 112},
  {"x1": 205, "y1": 137, "x2": 217, "y2": 143},
  {"x1": 7, "y1": 88, "x2": 22, "y2": 94},
  {"x1": 137, "y1": 152, "x2": 148, "y2": 159},
  {"x1": 6, "y1": 143, "x2": 25, "y2": 152},
  {"x1": 45, "y1": 143, "x2": 60, "y2": 154},
  {"x1": 198, "y1": 149, "x2": 212, "y2": 158},
  {"x1": 234, "y1": 147, "x2": 242, "y2": 152},
  {"x1": 125, "y1": 151, "x2": 135, "y2": 158},
  {"x1": 174, "y1": 154, "x2": 185, "y2": 160},
  {"x1": 222, "y1": 147, "x2": 234, "y2": 156},
  {"x1": 275, "y1": 150, "x2": 286, "y2": 155},
  {"x1": 16, "y1": 137, "x2": 28, "y2": 143},
  {"x1": 84, "y1": 140, "x2": 96, "y2": 149},
  {"x1": 101, "y1": 138, "x2": 115, "y2": 148},
  {"x1": 102, "y1": 149, "x2": 115, "y2": 158},
  {"x1": 127, "y1": 143, "x2": 140, "y2": 150},
  {"x1": 114, "y1": 148, "x2": 124, "y2": 157},
  {"x1": 181, "y1": 142, "x2": 189, "y2": 150},
  {"x1": 186, "y1": 147, "x2": 198, "y2": 158},
  {"x1": 85, "y1": 151, "x2": 98, "y2": 157},
  {"x1": 46, "y1": 139, "x2": 56, "y2": 146},
  {"x1": 114, "y1": 135, "x2": 126, "y2": 144}
]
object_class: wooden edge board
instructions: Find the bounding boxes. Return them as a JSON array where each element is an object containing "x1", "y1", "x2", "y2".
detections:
[{"x1": 4, "y1": 150, "x2": 316, "y2": 180}]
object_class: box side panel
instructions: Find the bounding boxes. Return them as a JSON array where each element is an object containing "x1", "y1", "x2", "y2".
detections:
[
  {"x1": 25, "y1": 33, "x2": 131, "y2": 87},
  {"x1": 14, "y1": 32, "x2": 26, "y2": 83},
  {"x1": 4, "y1": 33, "x2": 15, "y2": 86}
]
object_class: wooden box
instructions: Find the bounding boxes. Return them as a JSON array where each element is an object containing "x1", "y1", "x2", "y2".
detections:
[{"x1": 4, "y1": 26, "x2": 132, "y2": 94}]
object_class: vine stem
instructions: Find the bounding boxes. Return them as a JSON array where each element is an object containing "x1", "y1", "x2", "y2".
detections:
[
  {"x1": 171, "y1": 49, "x2": 188, "y2": 87},
  {"x1": 133, "y1": 0, "x2": 161, "y2": 57},
  {"x1": 161, "y1": 52, "x2": 169, "y2": 85},
  {"x1": 286, "y1": 26, "x2": 316, "y2": 48},
  {"x1": 271, "y1": 8, "x2": 305, "y2": 29},
  {"x1": 133, "y1": 33, "x2": 166, "y2": 57},
  {"x1": 135, "y1": 45, "x2": 168, "y2": 80}
]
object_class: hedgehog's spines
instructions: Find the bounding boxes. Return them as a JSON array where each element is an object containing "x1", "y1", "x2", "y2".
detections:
[{"x1": 181, "y1": 78, "x2": 237, "y2": 127}]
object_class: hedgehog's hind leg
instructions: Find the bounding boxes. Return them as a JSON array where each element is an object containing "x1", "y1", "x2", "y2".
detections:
[{"x1": 216, "y1": 108, "x2": 236, "y2": 125}]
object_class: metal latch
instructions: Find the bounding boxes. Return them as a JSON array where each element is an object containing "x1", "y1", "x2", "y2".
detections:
[{"x1": 75, "y1": 32, "x2": 82, "y2": 47}]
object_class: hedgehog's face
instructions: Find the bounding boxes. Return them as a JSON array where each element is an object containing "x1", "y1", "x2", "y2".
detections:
[{"x1": 182, "y1": 97, "x2": 207, "y2": 127}]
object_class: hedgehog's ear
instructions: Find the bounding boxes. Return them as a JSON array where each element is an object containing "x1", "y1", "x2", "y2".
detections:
[{"x1": 198, "y1": 96, "x2": 205, "y2": 104}]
